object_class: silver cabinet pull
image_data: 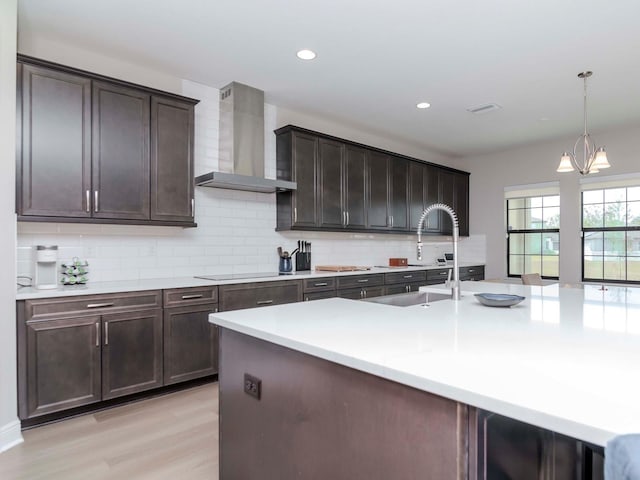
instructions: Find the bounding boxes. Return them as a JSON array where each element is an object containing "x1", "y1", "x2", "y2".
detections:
[
  {"x1": 405, "y1": 285, "x2": 410, "y2": 293},
  {"x1": 390, "y1": 215, "x2": 394, "y2": 227},
  {"x1": 403, "y1": 275, "x2": 413, "y2": 279},
  {"x1": 346, "y1": 211, "x2": 349, "y2": 225},
  {"x1": 181, "y1": 294, "x2": 204, "y2": 300},
  {"x1": 357, "y1": 279, "x2": 369, "y2": 283},
  {"x1": 104, "y1": 322, "x2": 109, "y2": 345},
  {"x1": 439, "y1": 271, "x2": 448, "y2": 276},
  {"x1": 214, "y1": 307, "x2": 219, "y2": 313},
  {"x1": 256, "y1": 300, "x2": 273, "y2": 305},
  {"x1": 359, "y1": 290, "x2": 363, "y2": 299},
  {"x1": 86, "y1": 190, "x2": 90, "y2": 213},
  {"x1": 191, "y1": 198, "x2": 195, "y2": 217},
  {"x1": 468, "y1": 269, "x2": 475, "y2": 273},
  {"x1": 95, "y1": 322, "x2": 100, "y2": 347},
  {"x1": 314, "y1": 282, "x2": 328, "y2": 287},
  {"x1": 87, "y1": 302, "x2": 114, "y2": 309},
  {"x1": 294, "y1": 207, "x2": 297, "y2": 223},
  {"x1": 342, "y1": 211, "x2": 346, "y2": 226},
  {"x1": 363, "y1": 289, "x2": 367, "y2": 298},
  {"x1": 94, "y1": 190, "x2": 99, "y2": 212}
]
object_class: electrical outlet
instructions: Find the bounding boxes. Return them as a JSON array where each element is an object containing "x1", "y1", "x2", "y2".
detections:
[{"x1": 244, "y1": 373, "x2": 261, "y2": 400}]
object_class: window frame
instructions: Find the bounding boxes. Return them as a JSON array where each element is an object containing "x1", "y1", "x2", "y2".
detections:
[
  {"x1": 506, "y1": 195, "x2": 560, "y2": 280},
  {"x1": 581, "y1": 186, "x2": 640, "y2": 284}
]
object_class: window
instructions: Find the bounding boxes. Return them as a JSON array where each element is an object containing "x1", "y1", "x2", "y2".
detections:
[
  {"x1": 582, "y1": 186, "x2": 640, "y2": 283},
  {"x1": 506, "y1": 195, "x2": 560, "y2": 279}
]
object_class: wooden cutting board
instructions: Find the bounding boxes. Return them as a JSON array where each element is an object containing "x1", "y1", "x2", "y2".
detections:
[{"x1": 314, "y1": 265, "x2": 371, "y2": 272}]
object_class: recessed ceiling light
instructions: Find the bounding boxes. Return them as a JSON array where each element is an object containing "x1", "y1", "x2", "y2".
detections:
[
  {"x1": 296, "y1": 49, "x2": 316, "y2": 60},
  {"x1": 416, "y1": 102, "x2": 431, "y2": 109}
]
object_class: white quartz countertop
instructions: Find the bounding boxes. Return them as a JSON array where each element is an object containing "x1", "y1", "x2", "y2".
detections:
[
  {"x1": 210, "y1": 281, "x2": 640, "y2": 446},
  {"x1": 15, "y1": 263, "x2": 478, "y2": 300}
]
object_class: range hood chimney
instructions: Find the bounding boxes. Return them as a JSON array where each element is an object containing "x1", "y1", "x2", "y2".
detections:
[{"x1": 195, "y1": 82, "x2": 296, "y2": 193}]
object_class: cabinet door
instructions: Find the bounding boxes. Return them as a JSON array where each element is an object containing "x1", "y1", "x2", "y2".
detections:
[
  {"x1": 438, "y1": 170, "x2": 455, "y2": 234},
  {"x1": 25, "y1": 316, "x2": 101, "y2": 418},
  {"x1": 291, "y1": 131, "x2": 318, "y2": 227},
  {"x1": 101, "y1": 308, "x2": 162, "y2": 400},
  {"x1": 18, "y1": 64, "x2": 91, "y2": 217},
  {"x1": 367, "y1": 151, "x2": 390, "y2": 229},
  {"x1": 318, "y1": 138, "x2": 344, "y2": 229},
  {"x1": 423, "y1": 165, "x2": 441, "y2": 232},
  {"x1": 164, "y1": 303, "x2": 218, "y2": 385},
  {"x1": 389, "y1": 157, "x2": 409, "y2": 230},
  {"x1": 150, "y1": 96, "x2": 194, "y2": 223},
  {"x1": 92, "y1": 81, "x2": 150, "y2": 220},
  {"x1": 409, "y1": 162, "x2": 426, "y2": 231},
  {"x1": 454, "y1": 172, "x2": 470, "y2": 236},
  {"x1": 344, "y1": 145, "x2": 367, "y2": 229}
]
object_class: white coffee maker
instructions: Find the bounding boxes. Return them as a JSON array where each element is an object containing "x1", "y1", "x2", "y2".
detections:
[{"x1": 34, "y1": 245, "x2": 58, "y2": 289}]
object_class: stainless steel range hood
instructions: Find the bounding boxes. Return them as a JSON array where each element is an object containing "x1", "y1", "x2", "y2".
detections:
[{"x1": 195, "y1": 82, "x2": 296, "y2": 193}]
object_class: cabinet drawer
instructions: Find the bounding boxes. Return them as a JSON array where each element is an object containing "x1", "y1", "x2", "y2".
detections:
[
  {"x1": 337, "y1": 286, "x2": 385, "y2": 300},
  {"x1": 459, "y1": 265, "x2": 484, "y2": 281},
  {"x1": 303, "y1": 277, "x2": 336, "y2": 292},
  {"x1": 385, "y1": 282, "x2": 424, "y2": 295},
  {"x1": 304, "y1": 291, "x2": 337, "y2": 301},
  {"x1": 336, "y1": 274, "x2": 384, "y2": 290},
  {"x1": 25, "y1": 290, "x2": 162, "y2": 322},
  {"x1": 219, "y1": 280, "x2": 302, "y2": 311},
  {"x1": 426, "y1": 268, "x2": 452, "y2": 281},
  {"x1": 163, "y1": 286, "x2": 218, "y2": 307},
  {"x1": 385, "y1": 270, "x2": 427, "y2": 285}
]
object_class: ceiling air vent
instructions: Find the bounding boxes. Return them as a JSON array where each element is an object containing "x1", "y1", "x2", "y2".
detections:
[{"x1": 466, "y1": 103, "x2": 502, "y2": 114}]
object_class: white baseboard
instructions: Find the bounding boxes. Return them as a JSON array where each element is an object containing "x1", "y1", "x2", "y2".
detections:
[{"x1": 0, "y1": 419, "x2": 23, "y2": 453}]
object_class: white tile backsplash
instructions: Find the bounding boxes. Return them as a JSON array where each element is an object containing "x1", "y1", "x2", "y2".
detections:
[{"x1": 16, "y1": 80, "x2": 486, "y2": 283}]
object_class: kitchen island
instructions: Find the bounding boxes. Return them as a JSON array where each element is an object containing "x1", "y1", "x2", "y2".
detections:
[{"x1": 211, "y1": 282, "x2": 640, "y2": 478}]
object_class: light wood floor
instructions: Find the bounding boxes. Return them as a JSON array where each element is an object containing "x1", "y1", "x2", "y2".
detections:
[{"x1": 0, "y1": 383, "x2": 219, "y2": 480}]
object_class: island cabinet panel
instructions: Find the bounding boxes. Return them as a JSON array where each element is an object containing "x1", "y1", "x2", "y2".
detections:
[
  {"x1": 219, "y1": 329, "x2": 470, "y2": 480},
  {"x1": 92, "y1": 81, "x2": 150, "y2": 220},
  {"x1": 16, "y1": 55, "x2": 198, "y2": 227},
  {"x1": 219, "y1": 280, "x2": 303, "y2": 311},
  {"x1": 17, "y1": 63, "x2": 92, "y2": 218}
]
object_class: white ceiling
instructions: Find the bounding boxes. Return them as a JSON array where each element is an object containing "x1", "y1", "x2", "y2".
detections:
[{"x1": 17, "y1": 0, "x2": 640, "y2": 157}]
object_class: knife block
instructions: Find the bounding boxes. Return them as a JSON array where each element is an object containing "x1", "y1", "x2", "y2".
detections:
[{"x1": 295, "y1": 252, "x2": 311, "y2": 271}]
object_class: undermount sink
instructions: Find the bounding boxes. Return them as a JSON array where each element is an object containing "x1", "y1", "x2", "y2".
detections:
[{"x1": 362, "y1": 291, "x2": 452, "y2": 307}]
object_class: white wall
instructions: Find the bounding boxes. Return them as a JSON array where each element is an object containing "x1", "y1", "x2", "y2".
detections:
[
  {"x1": 15, "y1": 40, "x2": 485, "y2": 283},
  {"x1": 0, "y1": 0, "x2": 23, "y2": 453},
  {"x1": 457, "y1": 123, "x2": 640, "y2": 283}
]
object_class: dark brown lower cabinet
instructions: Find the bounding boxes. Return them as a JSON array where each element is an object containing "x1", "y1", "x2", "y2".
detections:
[
  {"x1": 336, "y1": 286, "x2": 385, "y2": 300},
  {"x1": 101, "y1": 308, "x2": 163, "y2": 400},
  {"x1": 25, "y1": 316, "x2": 102, "y2": 418},
  {"x1": 164, "y1": 303, "x2": 219, "y2": 385},
  {"x1": 384, "y1": 282, "x2": 424, "y2": 295},
  {"x1": 219, "y1": 280, "x2": 302, "y2": 311}
]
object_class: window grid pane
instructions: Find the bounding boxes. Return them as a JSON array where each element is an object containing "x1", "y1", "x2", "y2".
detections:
[
  {"x1": 582, "y1": 185, "x2": 640, "y2": 283},
  {"x1": 507, "y1": 194, "x2": 559, "y2": 279}
]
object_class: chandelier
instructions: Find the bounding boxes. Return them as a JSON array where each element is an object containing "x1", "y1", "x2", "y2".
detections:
[{"x1": 556, "y1": 71, "x2": 610, "y2": 175}]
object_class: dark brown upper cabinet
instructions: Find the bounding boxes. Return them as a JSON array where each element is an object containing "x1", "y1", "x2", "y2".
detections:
[
  {"x1": 409, "y1": 162, "x2": 441, "y2": 232},
  {"x1": 150, "y1": 96, "x2": 195, "y2": 223},
  {"x1": 276, "y1": 125, "x2": 469, "y2": 236},
  {"x1": 16, "y1": 55, "x2": 198, "y2": 227},
  {"x1": 438, "y1": 170, "x2": 470, "y2": 236},
  {"x1": 276, "y1": 129, "x2": 318, "y2": 229},
  {"x1": 92, "y1": 81, "x2": 150, "y2": 220},
  {"x1": 17, "y1": 63, "x2": 92, "y2": 218}
]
